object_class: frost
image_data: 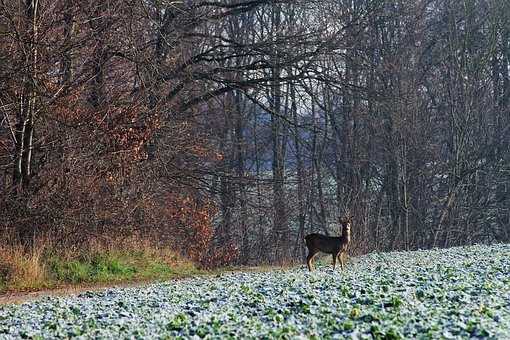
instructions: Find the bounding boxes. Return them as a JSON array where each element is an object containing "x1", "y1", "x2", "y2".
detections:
[{"x1": 1, "y1": 244, "x2": 509, "y2": 338}]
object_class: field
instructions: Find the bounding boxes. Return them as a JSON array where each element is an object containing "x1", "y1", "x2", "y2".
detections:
[{"x1": 1, "y1": 244, "x2": 509, "y2": 339}]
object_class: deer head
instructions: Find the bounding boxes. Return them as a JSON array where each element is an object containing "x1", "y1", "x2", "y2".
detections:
[{"x1": 339, "y1": 215, "x2": 353, "y2": 233}]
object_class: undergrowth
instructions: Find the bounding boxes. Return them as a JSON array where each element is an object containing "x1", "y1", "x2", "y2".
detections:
[{"x1": 0, "y1": 234, "x2": 199, "y2": 293}]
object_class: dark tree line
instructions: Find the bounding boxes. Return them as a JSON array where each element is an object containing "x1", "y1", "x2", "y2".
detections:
[{"x1": 1, "y1": 0, "x2": 509, "y2": 266}]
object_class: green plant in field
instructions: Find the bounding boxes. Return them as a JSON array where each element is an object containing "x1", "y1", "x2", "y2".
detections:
[{"x1": 1, "y1": 244, "x2": 509, "y2": 338}]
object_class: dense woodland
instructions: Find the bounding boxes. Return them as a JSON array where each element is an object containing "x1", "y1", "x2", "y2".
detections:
[{"x1": 1, "y1": 0, "x2": 509, "y2": 267}]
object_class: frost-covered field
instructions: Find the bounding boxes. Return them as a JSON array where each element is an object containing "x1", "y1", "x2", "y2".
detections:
[{"x1": 1, "y1": 244, "x2": 509, "y2": 339}]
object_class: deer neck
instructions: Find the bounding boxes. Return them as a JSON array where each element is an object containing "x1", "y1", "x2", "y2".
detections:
[{"x1": 342, "y1": 224, "x2": 351, "y2": 243}]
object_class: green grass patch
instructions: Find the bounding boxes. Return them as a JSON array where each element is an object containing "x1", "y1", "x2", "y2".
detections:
[
  {"x1": 0, "y1": 239, "x2": 201, "y2": 294},
  {"x1": 46, "y1": 250, "x2": 199, "y2": 285}
]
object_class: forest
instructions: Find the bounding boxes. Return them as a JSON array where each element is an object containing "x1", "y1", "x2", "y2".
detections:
[{"x1": 1, "y1": 0, "x2": 509, "y2": 270}]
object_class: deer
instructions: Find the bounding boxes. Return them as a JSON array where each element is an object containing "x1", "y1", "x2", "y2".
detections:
[{"x1": 304, "y1": 215, "x2": 352, "y2": 271}]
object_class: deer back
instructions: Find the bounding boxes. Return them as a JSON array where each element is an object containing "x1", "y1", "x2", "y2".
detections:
[{"x1": 305, "y1": 234, "x2": 343, "y2": 254}]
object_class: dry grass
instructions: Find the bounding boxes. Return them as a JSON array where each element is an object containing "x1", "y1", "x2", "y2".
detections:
[
  {"x1": 0, "y1": 232, "x2": 198, "y2": 293},
  {"x1": 0, "y1": 240, "x2": 50, "y2": 291},
  {"x1": 83, "y1": 234, "x2": 189, "y2": 268}
]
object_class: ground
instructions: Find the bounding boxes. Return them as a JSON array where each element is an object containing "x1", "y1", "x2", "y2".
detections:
[{"x1": 0, "y1": 244, "x2": 509, "y2": 338}]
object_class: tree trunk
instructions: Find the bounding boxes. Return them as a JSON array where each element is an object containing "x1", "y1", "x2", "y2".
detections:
[{"x1": 13, "y1": 0, "x2": 39, "y2": 194}]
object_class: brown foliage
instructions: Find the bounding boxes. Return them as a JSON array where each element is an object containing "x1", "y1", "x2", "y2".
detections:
[
  {"x1": 162, "y1": 193, "x2": 239, "y2": 268},
  {"x1": 0, "y1": 0, "x2": 232, "y2": 267}
]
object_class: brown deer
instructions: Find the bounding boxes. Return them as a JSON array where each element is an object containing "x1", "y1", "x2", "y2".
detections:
[{"x1": 304, "y1": 216, "x2": 352, "y2": 271}]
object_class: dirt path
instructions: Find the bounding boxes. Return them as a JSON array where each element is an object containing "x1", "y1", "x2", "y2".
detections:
[
  {"x1": 0, "y1": 267, "x2": 277, "y2": 305},
  {"x1": 0, "y1": 281, "x2": 154, "y2": 305}
]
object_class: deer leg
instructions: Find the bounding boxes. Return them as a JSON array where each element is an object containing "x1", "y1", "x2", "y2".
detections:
[
  {"x1": 306, "y1": 251, "x2": 318, "y2": 271},
  {"x1": 332, "y1": 253, "x2": 337, "y2": 270}
]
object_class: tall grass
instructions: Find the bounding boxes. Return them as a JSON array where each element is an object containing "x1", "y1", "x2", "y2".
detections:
[
  {"x1": 0, "y1": 234, "x2": 199, "y2": 293},
  {"x1": 0, "y1": 242, "x2": 48, "y2": 291}
]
